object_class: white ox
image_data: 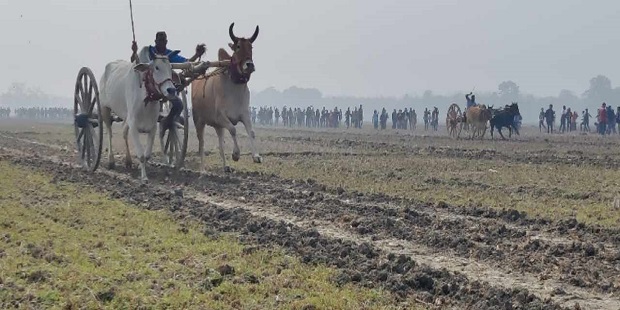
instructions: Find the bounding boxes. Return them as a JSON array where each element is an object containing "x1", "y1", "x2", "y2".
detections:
[{"x1": 99, "y1": 51, "x2": 181, "y2": 182}]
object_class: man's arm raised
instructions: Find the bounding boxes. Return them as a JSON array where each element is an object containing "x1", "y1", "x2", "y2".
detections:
[{"x1": 189, "y1": 44, "x2": 206, "y2": 62}]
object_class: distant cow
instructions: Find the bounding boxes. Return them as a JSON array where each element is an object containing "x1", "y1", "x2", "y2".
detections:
[
  {"x1": 465, "y1": 105, "x2": 492, "y2": 139},
  {"x1": 100, "y1": 51, "x2": 183, "y2": 182},
  {"x1": 192, "y1": 23, "x2": 261, "y2": 173},
  {"x1": 490, "y1": 102, "x2": 521, "y2": 140}
]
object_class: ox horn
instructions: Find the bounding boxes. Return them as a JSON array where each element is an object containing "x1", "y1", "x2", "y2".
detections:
[
  {"x1": 229, "y1": 22, "x2": 239, "y2": 43},
  {"x1": 250, "y1": 25, "x2": 259, "y2": 43}
]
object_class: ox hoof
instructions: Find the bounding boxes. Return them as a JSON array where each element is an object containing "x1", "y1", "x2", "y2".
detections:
[
  {"x1": 253, "y1": 155, "x2": 263, "y2": 164},
  {"x1": 232, "y1": 152, "x2": 240, "y2": 162},
  {"x1": 107, "y1": 161, "x2": 116, "y2": 170},
  {"x1": 223, "y1": 166, "x2": 233, "y2": 173}
]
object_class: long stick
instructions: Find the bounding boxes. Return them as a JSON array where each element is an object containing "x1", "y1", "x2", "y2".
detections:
[{"x1": 129, "y1": 0, "x2": 136, "y2": 42}]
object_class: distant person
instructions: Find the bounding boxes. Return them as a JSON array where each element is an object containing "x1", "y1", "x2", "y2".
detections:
[
  {"x1": 465, "y1": 92, "x2": 476, "y2": 109},
  {"x1": 598, "y1": 102, "x2": 607, "y2": 135},
  {"x1": 391, "y1": 109, "x2": 397, "y2": 129},
  {"x1": 559, "y1": 105, "x2": 567, "y2": 133},
  {"x1": 616, "y1": 107, "x2": 620, "y2": 134},
  {"x1": 513, "y1": 114, "x2": 522, "y2": 134},
  {"x1": 581, "y1": 109, "x2": 591, "y2": 132},
  {"x1": 539, "y1": 107, "x2": 546, "y2": 132},
  {"x1": 372, "y1": 110, "x2": 379, "y2": 129},
  {"x1": 344, "y1": 108, "x2": 351, "y2": 129},
  {"x1": 357, "y1": 105, "x2": 364, "y2": 128},
  {"x1": 572, "y1": 111, "x2": 578, "y2": 131},
  {"x1": 380, "y1": 108, "x2": 388, "y2": 130},
  {"x1": 544, "y1": 104, "x2": 555, "y2": 133},
  {"x1": 431, "y1": 107, "x2": 439, "y2": 131},
  {"x1": 606, "y1": 105, "x2": 616, "y2": 134}
]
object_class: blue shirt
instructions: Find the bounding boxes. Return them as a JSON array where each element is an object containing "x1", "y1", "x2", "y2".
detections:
[
  {"x1": 148, "y1": 46, "x2": 187, "y2": 63},
  {"x1": 466, "y1": 95, "x2": 476, "y2": 109}
]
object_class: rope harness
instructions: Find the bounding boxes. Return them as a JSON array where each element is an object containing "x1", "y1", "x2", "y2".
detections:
[
  {"x1": 195, "y1": 61, "x2": 252, "y2": 98},
  {"x1": 142, "y1": 67, "x2": 173, "y2": 105},
  {"x1": 228, "y1": 59, "x2": 252, "y2": 84}
]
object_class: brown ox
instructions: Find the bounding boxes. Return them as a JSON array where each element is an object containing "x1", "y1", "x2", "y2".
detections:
[
  {"x1": 466, "y1": 105, "x2": 492, "y2": 139},
  {"x1": 191, "y1": 23, "x2": 261, "y2": 172}
]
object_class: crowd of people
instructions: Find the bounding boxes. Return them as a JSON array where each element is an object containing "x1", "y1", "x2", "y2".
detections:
[
  {"x1": 538, "y1": 103, "x2": 620, "y2": 135},
  {"x1": 251, "y1": 105, "x2": 447, "y2": 131},
  {"x1": 12, "y1": 107, "x2": 73, "y2": 119},
  {"x1": 251, "y1": 106, "x2": 363, "y2": 128},
  {"x1": 370, "y1": 107, "x2": 441, "y2": 131},
  {"x1": 0, "y1": 107, "x2": 10, "y2": 118},
  {"x1": 373, "y1": 108, "x2": 417, "y2": 130},
  {"x1": 0, "y1": 106, "x2": 76, "y2": 119}
]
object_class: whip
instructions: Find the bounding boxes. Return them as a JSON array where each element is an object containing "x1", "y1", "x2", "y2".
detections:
[{"x1": 129, "y1": 0, "x2": 136, "y2": 43}]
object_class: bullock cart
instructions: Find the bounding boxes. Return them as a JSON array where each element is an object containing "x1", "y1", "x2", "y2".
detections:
[
  {"x1": 446, "y1": 103, "x2": 464, "y2": 139},
  {"x1": 72, "y1": 60, "x2": 228, "y2": 173}
]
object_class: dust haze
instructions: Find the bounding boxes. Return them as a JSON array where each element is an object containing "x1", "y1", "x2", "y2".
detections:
[{"x1": 1, "y1": 0, "x2": 619, "y2": 122}]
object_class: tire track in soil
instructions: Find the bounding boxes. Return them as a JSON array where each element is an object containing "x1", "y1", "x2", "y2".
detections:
[
  {"x1": 1, "y1": 135, "x2": 619, "y2": 309},
  {"x1": 183, "y1": 176, "x2": 620, "y2": 301},
  {"x1": 273, "y1": 135, "x2": 620, "y2": 169}
]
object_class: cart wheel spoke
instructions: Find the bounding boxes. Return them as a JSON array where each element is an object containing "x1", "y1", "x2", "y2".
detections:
[{"x1": 74, "y1": 67, "x2": 103, "y2": 172}]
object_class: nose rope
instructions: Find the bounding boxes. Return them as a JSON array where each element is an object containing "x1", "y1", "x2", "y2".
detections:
[
  {"x1": 192, "y1": 58, "x2": 253, "y2": 99},
  {"x1": 143, "y1": 68, "x2": 174, "y2": 105},
  {"x1": 157, "y1": 78, "x2": 174, "y2": 92},
  {"x1": 228, "y1": 59, "x2": 252, "y2": 84}
]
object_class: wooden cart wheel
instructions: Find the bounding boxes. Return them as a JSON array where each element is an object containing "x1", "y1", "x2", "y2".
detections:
[
  {"x1": 73, "y1": 67, "x2": 103, "y2": 172},
  {"x1": 446, "y1": 103, "x2": 462, "y2": 139},
  {"x1": 159, "y1": 90, "x2": 189, "y2": 170}
]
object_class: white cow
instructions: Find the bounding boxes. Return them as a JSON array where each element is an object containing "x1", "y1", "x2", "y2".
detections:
[{"x1": 100, "y1": 51, "x2": 181, "y2": 182}]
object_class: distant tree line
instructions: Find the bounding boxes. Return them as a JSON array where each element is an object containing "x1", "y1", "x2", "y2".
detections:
[{"x1": 252, "y1": 75, "x2": 620, "y2": 125}]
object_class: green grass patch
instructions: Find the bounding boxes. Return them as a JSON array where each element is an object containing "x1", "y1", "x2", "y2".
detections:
[{"x1": 0, "y1": 161, "x2": 417, "y2": 309}]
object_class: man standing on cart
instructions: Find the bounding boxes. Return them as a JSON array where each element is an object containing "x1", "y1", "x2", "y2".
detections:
[
  {"x1": 130, "y1": 31, "x2": 206, "y2": 127},
  {"x1": 465, "y1": 92, "x2": 477, "y2": 109},
  {"x1": 131, "y1": 31, "x2": 205, "y2": 64}
]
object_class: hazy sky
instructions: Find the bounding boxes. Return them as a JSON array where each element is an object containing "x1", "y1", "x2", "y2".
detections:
[{"x1": 1, "y1": 0, "x2": 619, "y2": 98}]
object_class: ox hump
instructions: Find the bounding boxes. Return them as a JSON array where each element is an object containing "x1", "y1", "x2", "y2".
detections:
[{"x1": 218, "y1": 48, "x2": 231, "y2": 61}]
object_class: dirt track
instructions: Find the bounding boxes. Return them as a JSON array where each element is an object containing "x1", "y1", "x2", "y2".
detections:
[{"x1": 1, "y1": 127, "x2": 619, "y2": 310}]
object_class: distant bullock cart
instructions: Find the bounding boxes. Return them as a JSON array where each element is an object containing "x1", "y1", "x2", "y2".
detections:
[
  {"x1": 465, "y1": 105, "x2": 492, "y2": 139},
  {"x1": 446, "y1": 103, "x2": 464, "y2": 139}
]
